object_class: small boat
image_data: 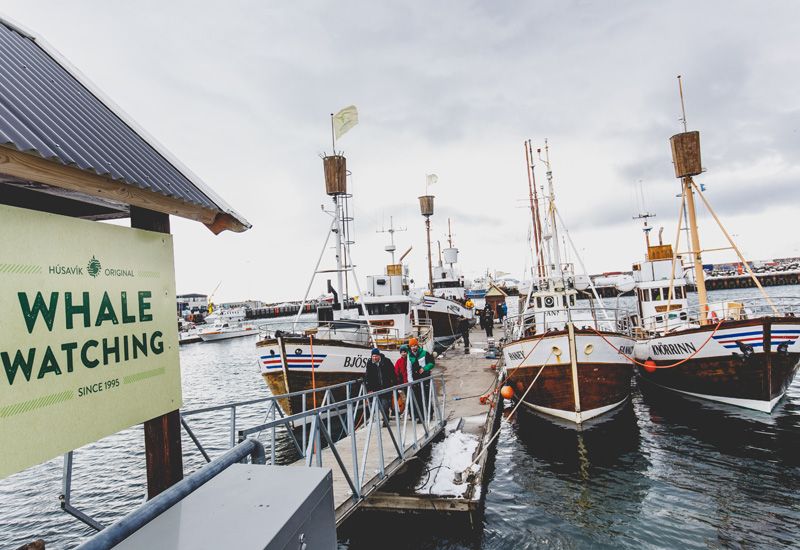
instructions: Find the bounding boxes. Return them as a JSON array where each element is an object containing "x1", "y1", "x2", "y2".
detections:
[
  {"x1": 632, "y1": 81, "x2": 800, "y2": 412},
  {"x1": 413, "y1": 205, "x2": 475, "y2": 350},
  {"x1": 502, "y1": 139, "x2": 635, "y2": 425},
  {"x1": 198, "y1": 320, "x2": 258, "y2": 342}
]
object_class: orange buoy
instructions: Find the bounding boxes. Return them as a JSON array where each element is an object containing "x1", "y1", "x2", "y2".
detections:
[
  {"x1": 500, "y1": 385, "x2": 514, "y2": 399},
  {"x1": 643, "y1": 359, "x2": 657, "y2": 373}
]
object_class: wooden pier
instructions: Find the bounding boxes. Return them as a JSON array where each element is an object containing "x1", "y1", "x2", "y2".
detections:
[{"x1": 359, "y1": 325, "x2": 503, "y2": 519}]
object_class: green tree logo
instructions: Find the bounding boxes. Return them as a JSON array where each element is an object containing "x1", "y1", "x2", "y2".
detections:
[{"x1": 87, "y1": 256, "x2": 102, "y2": 278}]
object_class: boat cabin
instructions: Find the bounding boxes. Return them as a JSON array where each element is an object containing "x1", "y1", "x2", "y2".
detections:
[{"x1": 632, "y1": 244, "x2": 690, "y2": 332}]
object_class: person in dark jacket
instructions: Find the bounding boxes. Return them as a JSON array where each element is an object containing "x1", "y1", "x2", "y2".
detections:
[
  {"x1": 484, "y1": 305, "x2": 493, "y2": 337},
  {"x1": 365, "y1": 348, "x2": 396, "y2": 419},
  {"x1": 459, "y1": 317, "x2": 471, "y2": 354}
]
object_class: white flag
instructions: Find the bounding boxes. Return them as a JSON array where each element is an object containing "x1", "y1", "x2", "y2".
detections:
[
  {"x1": 426, "y1": 174, "x2": 438, "y2": 186},
  {"x1": 332, "y1": 105, "x2": 359, "y2": 139}
]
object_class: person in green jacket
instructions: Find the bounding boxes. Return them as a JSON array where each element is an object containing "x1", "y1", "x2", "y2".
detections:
[
  {"x1": 407, "y1": 337, "x2": 434, "y2": 379},
  {"x1": 407, "y1": 337, "x2": 434, "y2": 415}
]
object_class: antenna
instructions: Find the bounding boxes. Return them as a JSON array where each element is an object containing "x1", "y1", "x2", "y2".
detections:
[
  {"x1": 376, "y1": 216, "x2": 406, "y2": 264},
  {"x1": 632, "y1": 211, "x2": 657, "y2": 250}
]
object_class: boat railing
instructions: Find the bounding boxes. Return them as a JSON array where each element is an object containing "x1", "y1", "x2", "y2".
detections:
[
  {"x1": 256, "y1": 317, "x2": 433, "y2": 349},
  {"x1": 636, "y1": 296, "x2": 800, "y2": 335},
  {"x1": 503, "y1": 305, "x2": 636, "y2": 338}
]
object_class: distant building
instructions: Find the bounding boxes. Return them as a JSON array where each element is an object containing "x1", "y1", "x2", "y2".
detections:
[{"x1": 177, "y1": 293, "x2": 208, "y2": 314}]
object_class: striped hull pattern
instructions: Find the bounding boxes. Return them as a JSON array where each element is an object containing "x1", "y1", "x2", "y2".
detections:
[
  {"x1": 634, "y1": 317, "x2": 800, "y2": 412},
  {"x1": 502, "y1": 330, "x2": 635, "y2": 424},
  {"x1": 256, "y1": 336, "x2": 403, "y2": 416}
]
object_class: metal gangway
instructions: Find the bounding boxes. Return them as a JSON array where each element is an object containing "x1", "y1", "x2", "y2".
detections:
[
  {"x1": 63, "y1": 374, "x2": 447, "y2": 538},
  {"x1": 179, "y1": 374, "x2": 446, "y2": 524}
]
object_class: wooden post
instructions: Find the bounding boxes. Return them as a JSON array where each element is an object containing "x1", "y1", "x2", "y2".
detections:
[{"x1": 130, "y1": 206, "x2": 184, "y2": 498}]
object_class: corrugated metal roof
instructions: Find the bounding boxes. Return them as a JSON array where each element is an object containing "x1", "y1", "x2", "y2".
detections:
[{"x1": 0, "y1": 18, "x2": 249, "y2": 232}]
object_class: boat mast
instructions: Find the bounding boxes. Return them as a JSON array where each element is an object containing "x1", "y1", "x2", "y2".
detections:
[
  {"x1": 525, "y1": 140, "x2": 545, "y2": 280},
  {"x1": 540, "y1": 140, "x2": 563, "y2": 282},
  {"x1": 419, "y1": 193, "x2": 435, "y2": 292},
  {"x1": 377, "y1": 216, "x2": 406, "y2": 264},
  {"x1": 670, "y1": 75, "x2": 709, "y2": 323}
]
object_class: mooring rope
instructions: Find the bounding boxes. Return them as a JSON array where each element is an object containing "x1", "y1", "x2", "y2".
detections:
[
  {"x1": 588, "y1": 319, "x2": 725, "y2": 369},
  {"x1": 460, "y1": 350, "x2": 554, "y2": 476}
]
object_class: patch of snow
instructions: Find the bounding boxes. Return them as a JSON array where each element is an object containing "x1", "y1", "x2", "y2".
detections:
[{"x1": 416, "y1": 430, "x2": 480, "y2": 497}]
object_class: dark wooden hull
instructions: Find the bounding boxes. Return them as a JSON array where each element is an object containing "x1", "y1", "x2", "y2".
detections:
[
  {"x1": 635, "y1": 317, "x2": 800, "y2": 412},
  {"x1": 416, "y1": 309, "x2": 463, "y2": 339},
  {"x1": 506, "y1": 360, "x2": 633, "y2": 424}
]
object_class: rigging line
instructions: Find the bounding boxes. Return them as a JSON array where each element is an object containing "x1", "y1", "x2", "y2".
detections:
[
  {"x1": 664, "y1": 186, "x2": 687, "y2": 333},
  {"x1": 690, "y1": 179, "x2": 778, "y2": 315},
  {"x1": 589, "y1": 319, "x2": 724, "y2": 369},
  {"x1": 463, "y1": 350, "x2": 554, "y2": 473},
  {"x1": 551, "y1": 204, "x2": 610, "y2": 316}
]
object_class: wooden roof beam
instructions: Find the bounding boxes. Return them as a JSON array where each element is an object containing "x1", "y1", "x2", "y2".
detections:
[{"x1": 0, "y1": 146, "x2": 248, "y2": 233}]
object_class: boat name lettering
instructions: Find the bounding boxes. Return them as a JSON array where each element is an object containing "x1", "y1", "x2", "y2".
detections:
[
  {"x1": 651, "y1": 341, "x2": 697, "y2": 356},
  {"x1": 508, "y1": 350, "x2": 525, "y2": 361},
  {"x1": 343, "y1": 356, "x2": 369, "y2": 368},
  {"x1": 619, "y1": 345, "x2": 634, "y2": 355}
]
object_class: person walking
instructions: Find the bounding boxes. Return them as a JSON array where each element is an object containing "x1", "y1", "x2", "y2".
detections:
[
  {"x1": 484, "y1": 305, "x2": 493, "y2": 337},
  {"x1": 407, "y1": 337, "x2": 435, "y2": 415},
  {"x1": 458, "y1": 317, "x2": 471, "y2": 354},
  {"x1": 478, "y1": 307, "x2": 486, "y2": 331},
  {"x1": 500, "y1": 301, "x2": 508, "y2": 322},
  {"x1": 393, "y1": 344, "x2": 411, "y2": 413},
  {"x1": 365, "y1": 348, "x2": 397, "y2": 421}
]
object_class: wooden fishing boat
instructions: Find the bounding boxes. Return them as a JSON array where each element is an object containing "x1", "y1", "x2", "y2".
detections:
[
  {"x1": 632, "y1": 78, "x2": 800, "y2": 412},
  {"x1": 502, "y1": 140, "x2": 635, "y2": 425}
]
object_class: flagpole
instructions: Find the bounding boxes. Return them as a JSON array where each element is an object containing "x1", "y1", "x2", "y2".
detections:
[{"x1": 330, "y1": 113, "x2": 336, "y2": 154}]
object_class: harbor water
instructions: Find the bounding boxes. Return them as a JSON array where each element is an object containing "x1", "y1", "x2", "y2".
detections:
[{"x1": 2, "y1": 289, "x2": 800, "y2": 548}]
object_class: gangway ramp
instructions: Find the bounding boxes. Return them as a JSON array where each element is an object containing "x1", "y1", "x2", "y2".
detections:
[{"x1": 235, "y1": 374, "x2": 447, "y2": 525}]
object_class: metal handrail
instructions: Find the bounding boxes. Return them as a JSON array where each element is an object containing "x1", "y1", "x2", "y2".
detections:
[
  {"x1": 60, "y1": 374, "x2": 445, "y2": 533},
  {"x1": 635, "y1": 296, "x2": 800, "y2": 335},
  {"x1": 238, "y1": 374, "x2": 446, "y2": 504},
  {"x1": 504, "y1": 305, "x2": 635, "y2": 338},
  {"x1": 76, "y1": 439, "x2": 265, "y2": 549}
]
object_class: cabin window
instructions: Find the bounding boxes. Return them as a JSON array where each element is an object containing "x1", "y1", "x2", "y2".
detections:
[
  {"x1": 677, "y1": 287, "x2": 685, "y2": 299},
  {"x1": 569, "y1": 295, "x2": 575, "y2": 306},
  {"x1": 651, "y1": 288, "x2": 662, "y2": 301},
  {"x1": 641, "y1": 289, "x2": 650, "y2": 302},
  {"x1": 544, "y1": 296, "x2": 555, "y2": 308},
  {"x1": 366, "y1": 302, "x2": 409, "y2": 315},
  {"x1": 655, "y1": 316, "x2": 663, "y2": 323}
]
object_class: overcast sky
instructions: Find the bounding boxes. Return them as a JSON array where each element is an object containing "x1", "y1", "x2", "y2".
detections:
[{"x1": 2, "y1": 1, "x2": 799, "y2": 303}]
